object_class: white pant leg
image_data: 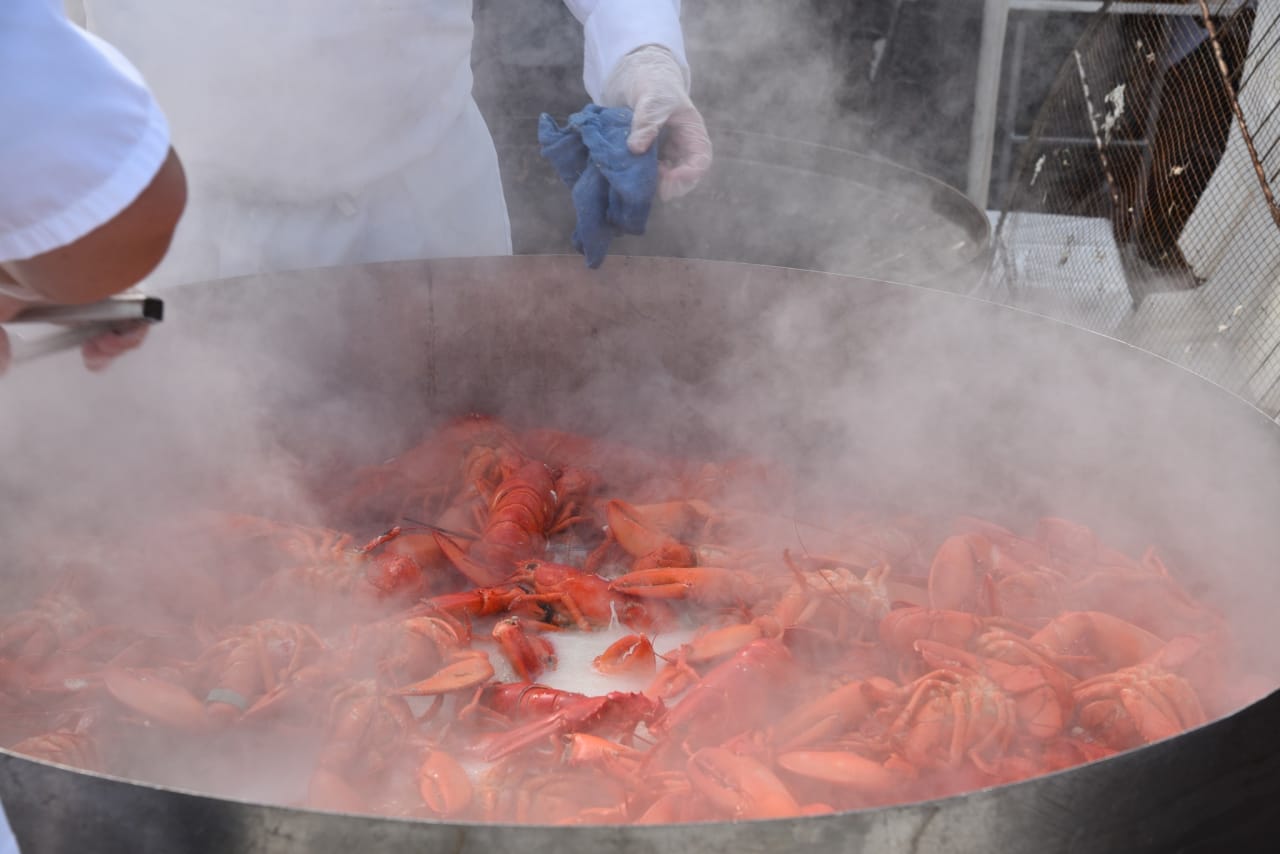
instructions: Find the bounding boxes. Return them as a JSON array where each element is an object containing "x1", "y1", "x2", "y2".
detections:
[{"x1": 0, "y1": 800, "x2": 19, "y2": 854}]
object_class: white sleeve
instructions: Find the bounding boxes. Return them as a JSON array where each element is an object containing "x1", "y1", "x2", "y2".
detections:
[
  {"x1": 0, "y1": 799, "x2": 17, "y2": 854},
  {"x1": 0, "y1": 0, "x2": 171, "y2": 262},
  {"x1": 561, "y1": 1, "x2": 689, "y2": 103}
]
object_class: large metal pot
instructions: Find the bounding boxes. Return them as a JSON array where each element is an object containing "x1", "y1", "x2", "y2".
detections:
[
  {"x1": 1, "y1": 256, "x2": 1277, "y2": 853},
  {"x1": 490, "y1": 122, "x2": 993, "y2": 288}
]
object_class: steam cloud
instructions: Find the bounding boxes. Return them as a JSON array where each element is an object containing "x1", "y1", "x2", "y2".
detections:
[
  {"x1": 3, "y1": 252, "x2": 1279, "y2": 810},
  {"x1": 1, "y1": 0, "x2": 1277, "y2": 825}
]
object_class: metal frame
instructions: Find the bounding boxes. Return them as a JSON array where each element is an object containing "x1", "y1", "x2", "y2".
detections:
[{"x1": 967, "y1": 0, "x2": 1252, "y2": 209}]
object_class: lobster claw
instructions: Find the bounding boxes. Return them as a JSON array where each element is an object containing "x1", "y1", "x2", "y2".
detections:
[
  {"x1": 564, "y1": 732, "x2": 645, "y2": 774},
  {"x1": 397, "y1": 651, "x2": 495, "y2": 696},
  {"x1": 879, "y1": 606, "x2": 986, "y2": 658},
  {"x1": 605, "y1": 500, "x2": 691, "y2": 559},
  {"x1": 418, "y1": 749, "x2": 473, "y2": 817},
  {"x1": 609, "y1": 567, "x2": 700, "y2": 600},
  {"x1": 433, "y1": 531, "x2": 513, "y2": 588},
  {"x1": 927, "y1": 534, "x2": 992, "y2": 613},
  {"x1": 772, "y1": 679, "x2": 883, "y2": 752},
  {"x1": 363, "y1": 552, "x2": 424, "y2": 597},
  {"x1": 1029, "y1": 611, "x2": 1166, "y2": 678},
  {"x1": 633, "y1": 789, "x2": 693, "y2": 824},
  {"x1": 1036, "y1": 517, "x2": 1099, "y2": 567},
  {"x1": 686, "y1": 747, "x2": 801, "y2": 819},
  {"x1": 308, "y1": 768, "x2": 368, "y2": 813},
  {"x1": 776, "y1": 750, "x2": 915, "y2": 793},
  {"x1": 593, "y1": 634, "x2": 656, "y2": 676},
  {"x1": 481, "y1": 691, "x2": 661, "y2": 762},
  {"x1": 609, "y1": 567, "x2": 756, "y2": 606},
  {"x1": 492, "y1": 617, "x2": 557, "y2": 682},
  {"x1": 654, "y1": 639, "x2": 792, "y2": 741},
  {"x1": 678, "y1": 622, "x2": 770, "y2": 665},
  {"x1": 102, "y1": 667, "x2": 214, "y2": 733}
]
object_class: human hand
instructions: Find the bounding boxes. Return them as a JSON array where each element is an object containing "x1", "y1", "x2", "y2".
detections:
[
  {"x1": 0, "y1": 293, "x2": 150, "y2": 376},
  {"x1": 80, "y1": 322, "x2": 150, "y2": 372},
  {"x1": 602, "y1": 45, "x2": 713, "y2": 202}
]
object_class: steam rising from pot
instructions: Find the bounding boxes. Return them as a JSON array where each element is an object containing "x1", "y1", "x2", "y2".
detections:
[
  {"x1": 1, "y1": 0, "x2": 1276, "y2": 826},
  {"x1": 2, "y1": 255, "x2": 1279, "y2": 814}
]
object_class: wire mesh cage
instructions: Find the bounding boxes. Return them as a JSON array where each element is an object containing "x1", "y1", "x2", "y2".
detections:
[{"x1": 985, "y1": 0, "x2": 1280, "y2": 416}]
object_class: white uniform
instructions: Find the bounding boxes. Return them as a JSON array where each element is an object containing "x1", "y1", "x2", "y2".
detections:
[
  {"x1": 0, "y1": 0, "x2": 171, "y2": 262},
  {"x1": 0, "y1": 3, "x2": 683, "y2": 849},
  {"x1": 2, "y1": 0, "x2": 171, "y2": 844},
  {"x1": 81, "y1": 0, "x2": 688, "y2": 288}
]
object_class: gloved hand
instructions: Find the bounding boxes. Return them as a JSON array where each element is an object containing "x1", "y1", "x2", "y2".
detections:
[
  {"x1": 0, "y1": 292, "x2": 149, "y2": 376},
  {"x1": 601, "y1": 45, "x2": 713, "y2": 202}
]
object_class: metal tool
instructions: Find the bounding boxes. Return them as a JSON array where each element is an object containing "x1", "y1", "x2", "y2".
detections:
[{"x1": 3, "y1": 293, "x2": 164, "y2": 365}]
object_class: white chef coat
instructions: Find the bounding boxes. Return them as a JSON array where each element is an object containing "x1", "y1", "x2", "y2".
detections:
[
  {"x1": 80, "y1": 0, "x2": 687, "y2": 288},
  {"x1": 0, "y1": 0, "x2": 171, "y2": 262},
  {"x1": 0, "y1": 4, "x2": 684, "y2": 847},
  {"x1": 2, "y1": 2, "x2": 169, "y2": 848}
]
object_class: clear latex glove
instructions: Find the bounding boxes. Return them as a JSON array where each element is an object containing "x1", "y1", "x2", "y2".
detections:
[
  {"x1": 601, "y1": 45, "x2": 712, "y2": 201},
  {"x1": 0, "y1": 291, "x2": 149, "y2": 376}
]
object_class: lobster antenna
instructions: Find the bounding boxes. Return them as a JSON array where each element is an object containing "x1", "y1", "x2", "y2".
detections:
[{"x1": 399, "y1": 517, "x2": 475, "y2": 541}]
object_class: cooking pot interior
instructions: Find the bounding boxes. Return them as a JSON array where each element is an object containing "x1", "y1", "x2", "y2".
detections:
[
  {"x1": 2, "y1": 255, "x2": 1280, "y2": 852},
  {"x1": 2, "y1": 257, "x2": 1276, "y2": 635}
]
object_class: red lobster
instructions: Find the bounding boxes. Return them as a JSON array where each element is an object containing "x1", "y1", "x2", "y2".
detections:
[
  {"x1": 435, "y1": 453, "x2": 582, "y2": 587},
  {"x1": 462, "y1": 683, "x2": 664, "y2": 762}
]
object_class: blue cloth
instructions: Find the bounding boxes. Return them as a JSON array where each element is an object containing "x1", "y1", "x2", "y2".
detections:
[{"x1": 537, "y1": 105, "x2": 659, "y2": 269}]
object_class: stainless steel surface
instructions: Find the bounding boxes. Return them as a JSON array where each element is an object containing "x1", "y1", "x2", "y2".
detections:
[
  {"x1": 970, "y1": 0, "x2": 1011, "y2": 209},
  {"x1": 6, "y1": 325, "x2": 113, "y2": 366},
  {"x1": 493, "y1": 125, "x2": 992, "y2": 288},
  {"x1": 1, "y1": 255, "x2": 1278, "y2": 852},
  {"x1": 4, "y1": 294, "x2": 163, "y2": 367},
  {"x1": 7, "y1": 294, "x2": 163, "y2": 326},
  {"x1": 967, "y1": 0, "x2": 1253, "y2": 208}
]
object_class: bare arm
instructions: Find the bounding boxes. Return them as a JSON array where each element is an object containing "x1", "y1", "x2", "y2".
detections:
[{"x1": 0, "y1": 147, "x2": 186, "y2": 304}]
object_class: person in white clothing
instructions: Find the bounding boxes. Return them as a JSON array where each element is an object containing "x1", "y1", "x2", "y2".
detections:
[
  {"x1": 69, "y1": 1, "x2": 713, "y2": 289},
  {"x1": 0, "y1": 0, "x2": 186, "y2": 373},
  {"x1": 0, "y1": 1, "x2": 185, "y2": 847},
  {"x1": 1, "y1": 3, "x2": 700, "y2": 845}
]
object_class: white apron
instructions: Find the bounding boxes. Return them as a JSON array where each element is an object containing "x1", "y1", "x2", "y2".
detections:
[{"x1": 83, "y1": 0, "x2": 512, "y2": 288}]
